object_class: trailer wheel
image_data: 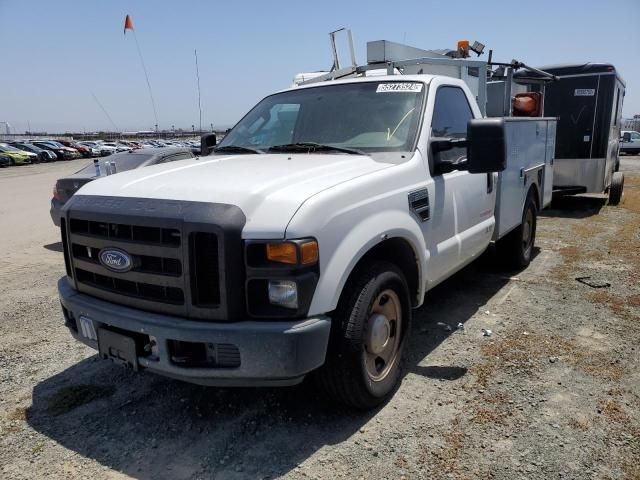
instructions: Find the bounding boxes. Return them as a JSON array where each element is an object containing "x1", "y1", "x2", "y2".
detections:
[
  {"x1": 316, "y1": 261, "x2": 411, "y2": 409},
  {"x1": 498, "y1": 192, "x2": 537, "y2": 269},
  {"x1": 609, "y1": 172, "x2": 624, "y2": 206}
]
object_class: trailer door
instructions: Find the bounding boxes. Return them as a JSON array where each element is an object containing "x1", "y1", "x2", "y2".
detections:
[{"x1": 544, "y1": 75, "x2": 599, "y2": 159}]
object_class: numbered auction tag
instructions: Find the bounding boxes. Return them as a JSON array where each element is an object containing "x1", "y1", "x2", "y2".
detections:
[{"x1": 376, "y1": 83, "x2": 423, "y2": 93}]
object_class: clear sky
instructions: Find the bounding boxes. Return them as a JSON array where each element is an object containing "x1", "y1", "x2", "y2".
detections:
[{"x1": 1, "y1": 0, "x2": 639, "y2": 133}]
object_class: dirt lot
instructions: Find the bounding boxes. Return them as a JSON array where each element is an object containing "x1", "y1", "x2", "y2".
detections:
[{"x1": 1, "y1": 157, "x2": 639, "y2": 480}]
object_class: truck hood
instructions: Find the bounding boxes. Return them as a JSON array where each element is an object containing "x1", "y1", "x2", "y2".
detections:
[{"x1": 77, "y1": 153, "x2": 393, "y2": 237}]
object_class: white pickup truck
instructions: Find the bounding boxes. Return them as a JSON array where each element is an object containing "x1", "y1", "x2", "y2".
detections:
[{"x1": 58, "y1": 67, "x2": 556, "y2": 408}]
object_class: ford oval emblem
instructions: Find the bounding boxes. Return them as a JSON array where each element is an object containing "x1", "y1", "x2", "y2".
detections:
[{"x1": 98, "y1": 248, "x2": 133, "y2": 273}]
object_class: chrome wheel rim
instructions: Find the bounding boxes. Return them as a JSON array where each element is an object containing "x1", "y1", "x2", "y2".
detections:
[{"x1": 364, "y1": 289, "x2": 402, "y2": 382}]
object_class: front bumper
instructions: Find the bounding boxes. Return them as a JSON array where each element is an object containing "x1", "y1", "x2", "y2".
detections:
[{"x1": 58, "y1": 278, "x2": 331, "y2": 387}]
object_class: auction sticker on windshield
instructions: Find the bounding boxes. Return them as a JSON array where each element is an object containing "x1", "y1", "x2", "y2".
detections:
[{"x1": 376, "y1": 83, "x2": 423, "y2": 93}]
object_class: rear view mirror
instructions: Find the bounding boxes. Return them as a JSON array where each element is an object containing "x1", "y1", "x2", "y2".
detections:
[
  {"x1": 622, "y1": 132, "x2": 631, "y2": 142},
  {"x1": 200, "y1": 133, "x2": 217, "y2": 156},
  {"x1": 466, "y1": 118, "x2": 506, "y2": 173}
]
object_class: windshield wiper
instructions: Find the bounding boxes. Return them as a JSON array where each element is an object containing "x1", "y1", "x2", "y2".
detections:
[
  {"x1": 267, "y1": 142, "x2": 365, "y2": 155},
  {"x1": 213, "y1": 145, "x2": 264, "y2": 154}
]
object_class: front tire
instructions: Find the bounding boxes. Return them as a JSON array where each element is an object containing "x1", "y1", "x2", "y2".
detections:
[
  {"x1": 498, "y1": 191, "x2": 537, "y2": 269},
  {"x1": 316, "y1": 261, "x2": 411, "y2": 409}
]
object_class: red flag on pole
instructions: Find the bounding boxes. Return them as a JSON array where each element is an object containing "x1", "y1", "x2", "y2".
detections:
[{"x1": 124, "y1": 15, "x2": 134, "y2": 35}]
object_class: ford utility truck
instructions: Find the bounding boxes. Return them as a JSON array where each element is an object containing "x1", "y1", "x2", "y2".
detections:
[{"x1": 58, "y1": 40, "x2": 556, "y2": 408}]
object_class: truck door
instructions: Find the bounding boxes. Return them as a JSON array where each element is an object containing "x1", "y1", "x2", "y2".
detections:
[{"x1": 424, "y1": 86, "x2": 495, "y2": 284}]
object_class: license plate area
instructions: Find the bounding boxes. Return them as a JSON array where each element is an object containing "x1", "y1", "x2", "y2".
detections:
[
  {"x1": 78, "y1": 315, "x2": 98, "y2": 341},
  {"x1": 98, "y1": 328, "x2": 139, "y2": 371}
]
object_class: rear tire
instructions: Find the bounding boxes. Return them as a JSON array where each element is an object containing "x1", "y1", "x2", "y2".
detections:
[
  {"x1": 497, "y1": 191, "x2": 537, "y2": 269},
  {"x1": 609, "y1": 172, "x2": 624, "y2": 206},
  {"x1": 316, "y1": 261, "x2": 411, "y2": 409}
]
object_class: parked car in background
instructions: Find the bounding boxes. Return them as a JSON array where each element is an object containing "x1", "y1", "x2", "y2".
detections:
[
  {"x1": 103, "y1": 142, "x2": 130, "y2": 153},
  {"x1": 120, "y1": 140, "x2": 143, "y2": 150},
  {"x1": 0, "y1": 153, "x2": 12, "y2": 167},
  {"x1": 621, "y1": 131, "x2": 640, "y2": 155},
  {"x1": 56, "y1": 139, "x2": 94, "y2": 158},
  {"x1": 50, "y1": 147, "x2": 195, "y2": 225},
  {"x1": 0, "y1": 143, "x2": 37, "y2": 165},
  {"x1": 77, "y1": 141, "x2": 111, "y2": 157},
  {"x1": 10, "y1": 142, "x2": 57, "y2": 162},
  {"x1": 32, "y1": 141, "x2": 80, "y2": 160}
]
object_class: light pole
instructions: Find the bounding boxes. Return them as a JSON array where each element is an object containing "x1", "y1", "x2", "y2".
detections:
[{"x1": 210, "y1": 123, "x2": 214, "y2": 132}]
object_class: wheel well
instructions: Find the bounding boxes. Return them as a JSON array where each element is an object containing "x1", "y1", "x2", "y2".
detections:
[
  {"x1": 350, "y1": 238, "x2": 420, "y2": 307},
  {"x1": 528, "y1": 183, "x2": 540, "y2": 210}
]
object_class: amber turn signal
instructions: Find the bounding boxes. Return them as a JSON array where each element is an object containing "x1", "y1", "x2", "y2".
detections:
[
  {"x1": 266, "y1": 242, "x2": 298, "y2": 264},
  {"x1": 300, "y1": 240, "x2": 319, "y2": 265},
  {"x1": 266, "y1": 240, "x2": 319, "y2": 265}
]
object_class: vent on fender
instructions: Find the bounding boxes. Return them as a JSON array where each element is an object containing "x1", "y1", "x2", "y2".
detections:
[{"x1": 408, "y1": 189, "x2": 430, "y2": 221}]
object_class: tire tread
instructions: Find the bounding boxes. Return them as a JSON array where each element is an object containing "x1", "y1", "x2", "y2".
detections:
[{"x1": 315, "y1": 261, "x2": 409, "y2": 409}]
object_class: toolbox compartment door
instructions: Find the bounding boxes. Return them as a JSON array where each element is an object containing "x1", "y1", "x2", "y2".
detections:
[{"x1": 494, "y1": 118, "x2": 556, "y2": 240}]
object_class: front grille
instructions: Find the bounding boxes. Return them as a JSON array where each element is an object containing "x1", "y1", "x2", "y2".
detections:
[
  {"x1": 69, "y1": 218, "x2": 180, "y2": 246},
  {"x1": 189, "y1": 232, "x2": 220, "y2": 306},
  {"x1": 66, "y1": 215, "x2": 226, "y2": 317},
  {"x1": 75, "y1": 268, "x2": 184, "y2": 304},
  {"x1": 60, "y1": 218, "x2": 72, "y2": 278},
  {"x1": 62, "y1": 196, "x2": 243, "y2": 320},
  {"x1": 71, "y1": 244, "x2": 182, "y2": 276}
]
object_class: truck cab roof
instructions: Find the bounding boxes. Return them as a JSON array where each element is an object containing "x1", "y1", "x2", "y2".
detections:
[{"x1": 286, "y1": 74, "x2": 440, "y2": 93}]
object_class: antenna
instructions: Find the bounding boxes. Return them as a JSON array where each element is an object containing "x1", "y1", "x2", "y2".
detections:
[{"x1": 195, "y1": 49, "x2": 203, "y2": 135}]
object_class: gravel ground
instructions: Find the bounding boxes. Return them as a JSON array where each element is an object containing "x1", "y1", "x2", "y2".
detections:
[{"x1": 1, "y1": 157, "x2": 639, "y2": 480}]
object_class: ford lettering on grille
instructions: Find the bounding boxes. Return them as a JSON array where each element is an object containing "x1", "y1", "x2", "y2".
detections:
[{"x1": 99, "y1": 248, "x2": 133, "y2": 272}]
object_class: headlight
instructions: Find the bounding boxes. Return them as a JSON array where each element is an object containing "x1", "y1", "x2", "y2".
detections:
[
  {"x1": 245, "y1": 238, "x2": 319, "y2": 318},
  {"x1": 268, "y1": 280, "x2": 298, "y2": 309}
]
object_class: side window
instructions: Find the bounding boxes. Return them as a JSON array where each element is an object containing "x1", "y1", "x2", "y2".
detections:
[
  {"x1": 431, "y1": 86, "x2": 474, "y2": 139},
  {"x1": 631, "y1": 132, "x2": 640, "y2": 141},
  {"x1": 431, "y1": 86, "x2": 473, "y2": 170}
]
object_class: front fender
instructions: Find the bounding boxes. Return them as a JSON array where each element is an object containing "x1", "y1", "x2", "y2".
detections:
[{"x1": 307, "y1": 211, "x2": 427, "y2": 316}]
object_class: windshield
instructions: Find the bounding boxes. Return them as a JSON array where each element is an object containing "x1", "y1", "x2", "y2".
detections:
[
  {"x1": 77, "y1": 152, "x2": 153, "y2": 174},
  {"x1": 218, "y1": 81, "x2": 425, "y2": 154},
  {"x1": 0, "y1": 143, "x2": 21, "y2": 152},
  {"x1": 16, "y1": 143, "x2": 40, "y2": 152}
]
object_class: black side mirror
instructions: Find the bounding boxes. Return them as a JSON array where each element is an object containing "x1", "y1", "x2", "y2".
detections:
[
  {"x1": 200, "y1": 133, "x2": 217, "y2": 156},
  {"x1": 466, "y1": 118, "x2": 506, "y2": 173},
  {"x1": 622, "y1": 133, "x2": 631, "y2": 142},
  {"x1": 431, "y1": 138, "x2": 468, "y2": 174}
]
